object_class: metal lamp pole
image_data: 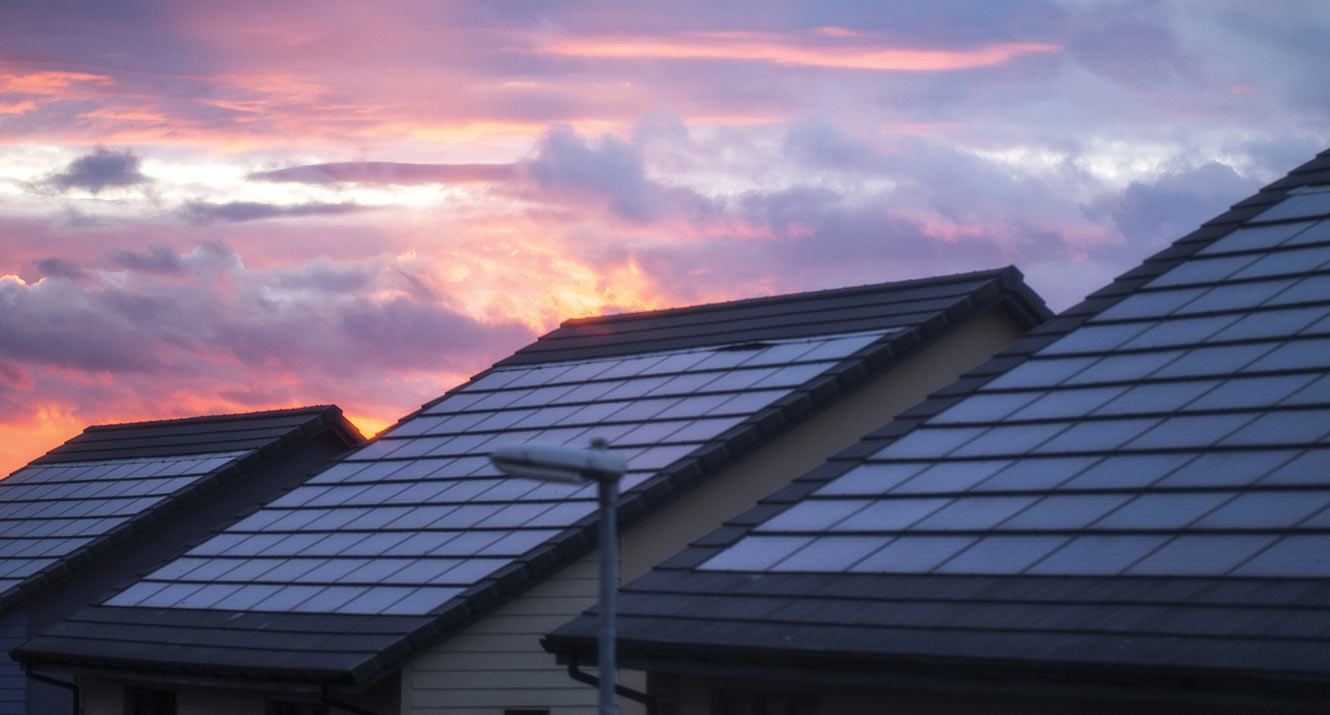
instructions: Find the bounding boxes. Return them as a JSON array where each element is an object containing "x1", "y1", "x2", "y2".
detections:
[
  {"x1": 490, "y1": 439, "x2": 626, "y2": 715},
  {"x1": 594, "y1": 467, "x2": 618, "y2": 715}
]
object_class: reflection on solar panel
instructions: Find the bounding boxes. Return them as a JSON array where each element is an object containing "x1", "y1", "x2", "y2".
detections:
[
  {"x1": 700, "y1": 208, "x2": 1330, "y2": 579},
  {"x1": 107, "y1": 331, "x2": 894, "y2": 615},
  {"x1": 0, "y1": 452, "x2": 249, "y2": 593}
]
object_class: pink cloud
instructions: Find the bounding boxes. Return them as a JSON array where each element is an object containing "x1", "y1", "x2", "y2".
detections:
[{"x1": 536, "y1": 31, "x2": 1061, "y2": 71}]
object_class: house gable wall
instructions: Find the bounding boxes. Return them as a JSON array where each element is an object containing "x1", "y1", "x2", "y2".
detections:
[{"x1": 400, "y1": 307, "x2": 1027, "y2": 715}]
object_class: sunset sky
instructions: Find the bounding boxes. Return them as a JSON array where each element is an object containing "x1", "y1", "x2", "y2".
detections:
[{"x1": 3, "y1": 1, "x2": 1329, "y2": 476}]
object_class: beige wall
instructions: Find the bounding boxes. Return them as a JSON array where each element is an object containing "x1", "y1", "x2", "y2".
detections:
[{"x1": 401, "y1": 308, "x2": 1029, "y2": 715}]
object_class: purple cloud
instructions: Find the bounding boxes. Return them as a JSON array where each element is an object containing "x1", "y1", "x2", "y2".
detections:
[
  {"x1": 179, "y1": 201, "x2": 371, "y2": 224},
  {"x1": 248, "y1": 162, "x2": 519, "y2": 185},
  {"x1": 0, "y1": 243, "x2": 535, "y2": 424},
  {"x1": 109, "y1": 245, "x2": 187, "y2": 274},
  {"x1": 46, "y1": 147, "x2": 150, "y2": 193}
]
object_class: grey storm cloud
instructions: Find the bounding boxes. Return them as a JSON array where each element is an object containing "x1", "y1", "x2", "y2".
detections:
[
  {"x1": 248, "y1": 162, "x2": 519, "y2": 185},
  {"x1": 0, "y1": 243, "x2": 535, "y2": 379},
  {"x1": 244, "y1": 128, "x2": 716, "y2": 225},
  {"x1": 109, "y1": 245, "x2": 187, "y2": 274},
  {"x1": 33, "y1": 257, "x2": 86, "y2": 280},
  {"x1": 525, "y1": 125, "x2": 716, "y2": 223},
  {"x1": 179, "y1": 200, "x2": 369, "y2": 224},
  {"x1": 47, "y1": 147, "x2": 151, "y2": 193}
]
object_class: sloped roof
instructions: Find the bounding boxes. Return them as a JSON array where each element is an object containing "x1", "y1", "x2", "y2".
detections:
[
  {"x1": 14, "y1": 269, "x2": 1049, "y2": 686},
  {"x1": 0, "y1": 406, "x2": 361, "y2": 612},
  {"x1": 546, "y1": 149, "x2": 1330, "y2": 691}
]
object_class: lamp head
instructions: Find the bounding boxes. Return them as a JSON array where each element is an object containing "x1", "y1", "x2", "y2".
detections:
[{"x1": 489, "y1": 439, "x2": 626, "y2": 484}]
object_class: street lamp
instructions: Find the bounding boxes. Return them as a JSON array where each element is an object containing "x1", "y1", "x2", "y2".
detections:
[{"x1": 490, "y1": 438, "x2": 627, "y2": 715}]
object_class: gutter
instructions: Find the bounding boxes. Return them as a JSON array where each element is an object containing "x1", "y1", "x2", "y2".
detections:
[
  {"x1": 565, "y1": 652, "x2": 657, "y2": 715},
  {"x1": 25, "y1": 664, "x2": 79, "y2": 715},
  {"x1": 321, "y1": 684, "x2": 386, "y2": 715}
]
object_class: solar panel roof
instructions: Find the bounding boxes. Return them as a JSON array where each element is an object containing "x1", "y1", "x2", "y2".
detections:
[
  {"x1": 14, "y1": 268, "x2": 1050, "y2": 685},
  {"x1": 0, "y1": 406, "x2": 360, "y2": 611},
  {"x1": 546, "y1": 149, "x2": 1330, "y2": 687}
]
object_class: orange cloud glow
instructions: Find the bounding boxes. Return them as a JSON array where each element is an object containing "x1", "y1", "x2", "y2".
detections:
[
  {"x1": 539, "y1": 32, "x2": 1060, "y2": 71},
  {"x1": 0, "y1": 68, "x2": 113, "y2": 95},
  {"x1": 0, "y1": 407, "x2": 86, "y2": 480},
  {"x1": 0, "y1": 101, "x2": 37, "y2": 115}
]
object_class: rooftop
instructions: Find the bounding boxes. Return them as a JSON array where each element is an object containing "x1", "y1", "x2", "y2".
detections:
[
  {"x1": 15, "y1": 268, "x2": 1049, "y2": 686},
  {"x1": 0, "y1": 406, "x2": 361, "y2": 611},
  {"x1": 546, "y1": 149, "x2": 1330, "y2": 691}
]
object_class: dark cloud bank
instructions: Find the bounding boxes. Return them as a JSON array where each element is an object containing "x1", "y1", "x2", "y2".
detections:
[{"x1": 47, "y1": 147, "x2": 151, "y2": 193}]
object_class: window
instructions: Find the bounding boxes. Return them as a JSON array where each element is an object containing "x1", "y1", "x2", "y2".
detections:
[
  {"x1": 713, "y1": 690, "x2": 819, "y2": 715},
  {"x1": 124, "y1": 686, "x2": 176, "y2": 715}
]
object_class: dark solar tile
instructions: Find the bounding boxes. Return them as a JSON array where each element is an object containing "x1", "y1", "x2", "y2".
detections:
[
  {"x1": 760, "y1": 500, "x2": 872, "y2": 532},
  {"x1": 1198, "y1": 221, "x2": 1316, "y2": 254},
  {"x1": 773, "y1": 536, "x2": 888, "y2": 571},
  {"x1": 1127, "y1": 535, "x2": 1277, "y2": 575},
  {"x1": 1158, "y1": 451, "x2": 1294, "y2": 488},
  {"x1": 1172, "y1": 279, "x2": 1298, "y2": 315},
  {"x1": 1125, "y1": 413, "x2": 1257, "y2": 450},
  {"x1": 1034, "y1": 419, "x2": 1160, "y2": 454},
  {"x1": 878, "y1": 427, "x2": 986, "y2": 459},
  {"x1": 1283, "y1": 218, "x2": 1330, "y2": 246},
  {"x1": 833, "y1": 497, "x2": 950, "y2": 532},
  {"x1": 1208, "y1": 306, "x2": 1329, "y2": 342},
  {"x1": 1001, "y1": 493, "x2": 1130, "y2": 530},
  {"x1": 893, "y1": 460, "x2": 1012, "y2": 494},
  {"x1": 1065, "y1": 352, "x2": 1183, "y2": 385},
  {"x1": 1040, "y1": 323, "x2": 1152, "y2": 355},
  {"x1": 983, "y1": 357, "x2": 1098, "y2": 389},
  {"x1": 1195, "y1": 490, "x2": 1330, "y2": 529},
  {"x1": 1026, "y1": 535, "x2": 1168, "y2": 575},
  {"x1": 929, "y1": 391, "x2": 1044, "y2": 424},
  {"x1": 1249, "y1": 192, "x2": 1330, "y2": 223},
  {"x1": 1231, "y1": 245, "x2": 1330, "y2": 280},
  {"x1": 1010, "y1": 387, "x2": 1126, "y2": 420},
  {"x1": 1189, "y1": 375, "x2": 1317, "y2": 410},
  {"x1": 1060, "y1": 453, "x2": 1193, "y2": 489},
  {"x1": 849, "y1": 536, "x2": 976, "y2": 573},
  {"x1": 1146, "y1": 254, "x2": 1256, "y2": 287},
  {"x1": 1093, "y1": 492, "x2": 1234, "y2": 529},
  {"x1": 1153, "y1": 344, "x2": 1275, "y2": 378},
  {"x1": 816, "y1": 463, "x2": 931, "y2": 496},
  {"x1": 1093, "y1": 288, "x2": 1206, "y2": 321},
  {"x1": 700, "y1": 535, "x2": 813, "y2": 571},
  {"x1": 1258, "y1": 448, "x2": 1330, "y2": 485},
  {"x1": 950, "y1": 423, "x2": 1068, "y2": 457},
  {"x1": 1234, "y1": 535, "x2": 1330, "y2": 577},
  {"x1": 1119, "y1": 314, "x2": 1241, "y2": 349},
  {"x1": 1221, "y1": 410, "x2": 1330, "y2": 446},
  {"x1": 914, "y1": 496, "x2": 1038, "y2": 530},
  {"x1": 936, "y1": 535, "x2": 1068, "y2": 574}
]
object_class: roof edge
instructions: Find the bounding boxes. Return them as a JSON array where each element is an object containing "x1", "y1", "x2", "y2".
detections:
[{"x1": 0, "y1": 406, "x2": 363, "y2": 613}]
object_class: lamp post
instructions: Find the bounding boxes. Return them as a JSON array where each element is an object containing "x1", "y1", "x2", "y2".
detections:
[{"x1": 490, "y1": 438, "x2": 627, "y2": 715}]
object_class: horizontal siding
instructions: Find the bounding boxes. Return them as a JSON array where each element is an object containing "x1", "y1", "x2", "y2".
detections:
[
  {"x1": 406, "y1": 553, "x2": 601, "y2": 714},
  {"x1": 414, "y1": 669, "x2": 583, "y2": 691},
  {"x1": 0, "y1": 610, "x2": 25, "y2": 715},
  {"x1": 413, "y1": 650, "x2": 562, "y2": 672}
]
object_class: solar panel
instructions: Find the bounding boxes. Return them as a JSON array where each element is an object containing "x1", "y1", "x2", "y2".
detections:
[
  {"x1": 109, "y1": 331, "x2": 900, "y2": 615},
  {"x1": 0, "y1": 451, "x2": 251, "y2": 593},
  {"x1": 700, "y1": 194, "x2": 1330, "y2": 580}
]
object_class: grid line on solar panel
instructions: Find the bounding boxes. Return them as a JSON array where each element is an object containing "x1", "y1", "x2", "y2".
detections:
[
  {"x1": 106, "y1": 330, "x2": 900, "y2": 615},
  {"x1": 0, "y1": 450, "x2": 252, "y2": 595}
]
